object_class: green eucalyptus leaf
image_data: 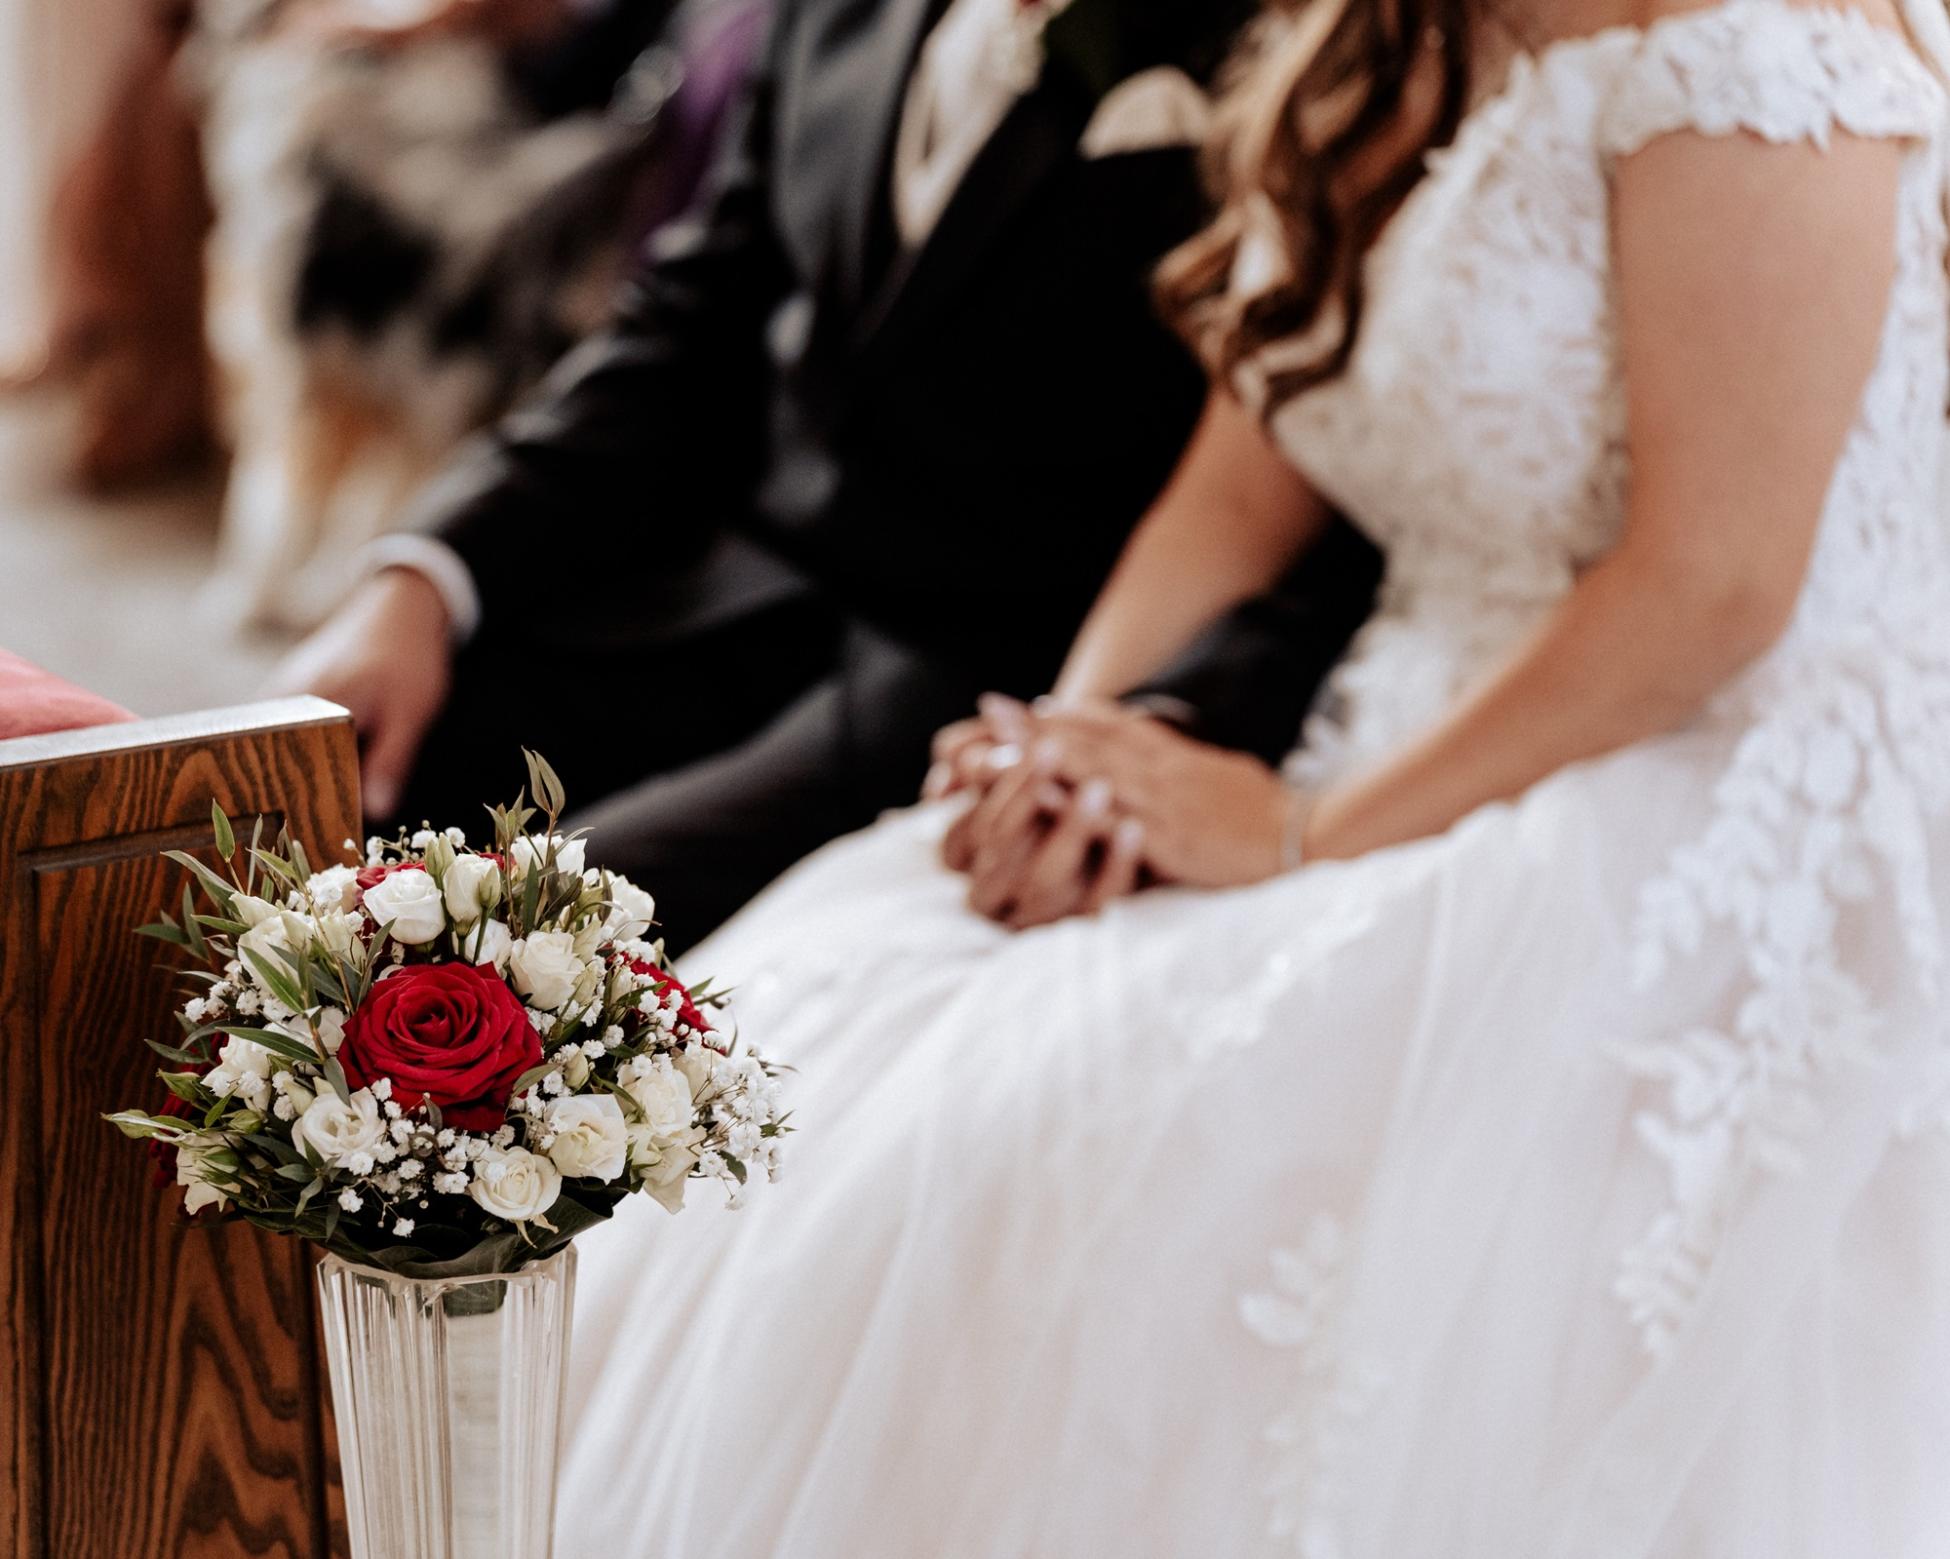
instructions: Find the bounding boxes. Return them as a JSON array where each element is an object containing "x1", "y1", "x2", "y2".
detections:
[
  {"x1": 162, "y1": 850, "x2": 237, "y2": 909},
  {"x1": 242, "y1": 948, "x2": 304, "y2": 1013}
]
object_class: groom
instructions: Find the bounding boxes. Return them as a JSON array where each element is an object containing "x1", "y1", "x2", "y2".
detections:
[{"x1": 278, "y1": 0, "x2": 1383, "y2": 950}]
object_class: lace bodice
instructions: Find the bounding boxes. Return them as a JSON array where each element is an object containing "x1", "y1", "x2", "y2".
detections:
[
  {"x1": 1260, "y1": 0, "x2": 1950, "y2": 783},
  {"x1": 1249, "y1": 0, "x2": 1950, "y2": 1361}
]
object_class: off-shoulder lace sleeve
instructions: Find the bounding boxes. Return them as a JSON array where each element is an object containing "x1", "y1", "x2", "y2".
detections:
[{"x1": 1598, "y1": 0, "x2": 1948, "y2": 157}]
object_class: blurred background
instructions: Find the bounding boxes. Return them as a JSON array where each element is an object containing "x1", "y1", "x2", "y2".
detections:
[{"x1": 0, "y1": 0, "x2": 762, "y2": 712}]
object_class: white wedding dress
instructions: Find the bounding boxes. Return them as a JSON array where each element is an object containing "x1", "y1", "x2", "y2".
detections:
[{"x1": 559, "y1": 3, "x2": 1950, "y2": 1552}]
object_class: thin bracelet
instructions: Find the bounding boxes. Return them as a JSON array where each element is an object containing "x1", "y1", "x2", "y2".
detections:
[{"x1": 1279, "y1": 787, "x2": 1317, "y2": 874}]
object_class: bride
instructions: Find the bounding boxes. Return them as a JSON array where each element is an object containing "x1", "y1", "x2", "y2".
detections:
[{"x1": 558, "y1": 0, "x2": 1950, "y2": 1549}]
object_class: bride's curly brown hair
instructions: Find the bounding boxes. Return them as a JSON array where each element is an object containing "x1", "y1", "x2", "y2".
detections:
[{"x1": 1158, "y1": 0, "x2": 1478, "y2": 408}]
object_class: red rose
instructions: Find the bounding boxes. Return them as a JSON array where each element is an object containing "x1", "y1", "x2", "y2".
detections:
[
  {"x1": 626, "y1": 958, "x2": 713, "y2": 1038},
  {"x1": 339, "y1": 962, "x2": 541, "y2": 1131}
]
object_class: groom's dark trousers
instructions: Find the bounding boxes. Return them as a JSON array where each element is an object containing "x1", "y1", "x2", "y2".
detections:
[{"x1": 390, "y1": 0, "x2": 1384, "y2": 950}]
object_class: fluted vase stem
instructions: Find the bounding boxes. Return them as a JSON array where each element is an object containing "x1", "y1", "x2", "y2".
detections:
[{"x1": 314, "y1": 1247, "x2": 578, "y2": 1559}]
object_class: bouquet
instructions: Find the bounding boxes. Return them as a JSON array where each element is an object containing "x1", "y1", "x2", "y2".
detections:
[{"x1": 108, "y1": 752, "x2": 787, "y2": 1278}]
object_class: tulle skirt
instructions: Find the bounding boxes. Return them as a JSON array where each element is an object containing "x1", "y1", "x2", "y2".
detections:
[{"x1": 555, "y1": 727, "x2": 1950, "y2": 1557}]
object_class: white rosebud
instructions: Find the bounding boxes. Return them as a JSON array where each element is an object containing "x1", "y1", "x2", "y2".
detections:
[
  {"x1": 562, "y1": 1051, "x2": 591, "y2": 1089},
  {"x1": 674, "y1": 1044, "x2": 715, "y2": 1099},
  {"x1": 471, "y1": 919, "x2": 514, "y2": 971},
  {"x1": 542, "y1": 1095, "x2": 628, "y2": 1182},
  {"x1": 238, "y1": 903, "x2": 314, "y2": 974},
  {"x1": 602, "y1": 876, "x2": 658, "y2": 943},
  {"x1": 314, "y1": 1007, "x2": 347, "y2": 1057},
  {"x1": 508, "y1": 930, "x2": 582, "y2": 1011},
  {"x1": 467, "y1": 1146, "x2": 562, "y2": 1223},
  {"x1": 442, "y1": 854, "x2": 503, "y2": 925},
  {"x1": 625, "y1": 1056, "x2": 695, "y2": 1141},
  {"x1": 231, "y1": 894, "x2": 279, "y2": 930},
  {"x1": 175, "y1": 1133, "x2": 233, "y2": 1215},
  {"x1": 510, "y1": 834, "x2": 585, "y2": 879},
  {"x1": 212, "y1": 1035, "x2": 277, "y2": 1095},
  {"x1": 362, "y1": 869, "x2": 447, "y2": 946},
  {"x1": 291, "y1": 1089, "x2": 387, "y2": 1169},
  {"x1": 313, "y1": 911, "x2": 364, "y2": 961},
  {"x1": 638, "y1": 1143, "x2": 697, "y2": 1214},
  {"x1": 305, "y1": 865, "x2": 361, "y2": 914}
]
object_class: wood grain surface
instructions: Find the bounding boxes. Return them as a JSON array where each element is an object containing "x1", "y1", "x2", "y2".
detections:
[{"x1": 0, "y1": 698, "x2": 359, "y2": 1559}]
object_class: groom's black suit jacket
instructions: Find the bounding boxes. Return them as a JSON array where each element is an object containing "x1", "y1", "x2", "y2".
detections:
[{"x1": 398, "y1": 0, "x2": 1383, "y2": 945}]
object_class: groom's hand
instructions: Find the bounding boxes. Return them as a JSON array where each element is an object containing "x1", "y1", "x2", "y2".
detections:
[
  {"x1": 938, "y1": 697, "x2": 1156, "y2": 929},
  {"x1": 963, "y1": 775, "x2": 1147, "y2": 930},
  {"x1": 267, "y1": 568, "x2": 453, "y2": 820}
]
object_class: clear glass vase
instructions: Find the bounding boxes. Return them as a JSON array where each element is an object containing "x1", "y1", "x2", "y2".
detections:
[{"x1": 314, "y1": 1245, "x2": 578, "y2": 1559}]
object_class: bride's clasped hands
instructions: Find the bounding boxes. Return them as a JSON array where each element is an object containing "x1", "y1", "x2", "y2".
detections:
[{"x1": 928, "y1": 694, "x2": 1308, "y2": 928}]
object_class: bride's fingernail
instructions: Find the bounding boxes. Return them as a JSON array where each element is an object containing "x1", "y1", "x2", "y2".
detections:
[
  {"x1": 979, "y1": 692, "x2": 1027, "y2": 726},
  {"x1": 1031, "y1": 736, "x2": 1061, "y2": 772},
  {"x1": 1077, "y1": 778, "x2": 1113, "y2": 818},
  {"x1": 1114, "y1": 817, "x2": 1145, "y2": 852},
  {"x1": 922, "y1": 763, "x2": 950, "y2": 798},
  {"x1": 985, "y1": 742, "x2": 1024, "y2": 772}
]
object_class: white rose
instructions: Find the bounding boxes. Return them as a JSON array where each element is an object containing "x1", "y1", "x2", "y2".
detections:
[
  {"x1": 363, "y1": 869, "x2": 447, "y2": 945},
  {"x1": 305, "y1": 865, "x2": 361, "y2": 914},
  {"x1": 238, "y1": 905, "x2": 312, "y2": 971},
  {"x1": 207, "y1": 1034, "x2": 278, "y2": 1100},
  {"x1": 470, "y1": 919, "x2": 514, "y2": 971},
  {"x1": 638, "y1": 1142, "x2": 697, "y2": 1214},
  {"x1": 510, "y1": 834, "x2": 586, "y2": 878},
  {"x1": 175, "y1": 1133, "x2": 233, "y2": 1215},
  {"x1": 603, "y1": 877, "x2": 658, "y2": 943},
  {"x1": 625, "y1": 1056, "x2": 695, "y2": 1144},
  {"x1": 508, "y1": 930, "x2": 583, "y2": 1011},
  {"x1": 543, "y1": 1095, "x2": 628, "y2": 1182},
  {"x1": 313, "y1": 910, "x2": 364, "y2": 960},
  {"x1": 291, "y1": 1088, "x2": 387, "y2": 1168},
  {"x1": 468, "y1": 1146, "x2": 562, "y2": 1223},
  {"x1": 442, "y1": 854, "x2": 503, "y2": 925}
]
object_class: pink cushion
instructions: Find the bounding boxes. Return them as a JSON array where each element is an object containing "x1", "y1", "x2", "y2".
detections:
[{"x1": 0, "y1": 650, "x2": 135, "y2": 739}]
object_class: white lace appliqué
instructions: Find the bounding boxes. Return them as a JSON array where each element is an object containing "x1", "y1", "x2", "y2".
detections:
[
  {"x1": 1242, "y1": 1219, "x2": 1388, "y2": 1559},
  {"x1": 1246, "y1": 0, "x2": 1950, "y2": 1531}
]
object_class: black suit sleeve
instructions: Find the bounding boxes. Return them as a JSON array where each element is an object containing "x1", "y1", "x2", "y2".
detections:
[
  {"x1": 1126, "y1": 518, "x2": 1384, "y2": 767},
  {"x1": 406, "y1": 6, "x2": 794, "y2": 625}
]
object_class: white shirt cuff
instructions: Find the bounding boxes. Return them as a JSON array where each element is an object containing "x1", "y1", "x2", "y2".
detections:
[{"x1": 363, "y1": 535, "x2": 484, "y2": 643}]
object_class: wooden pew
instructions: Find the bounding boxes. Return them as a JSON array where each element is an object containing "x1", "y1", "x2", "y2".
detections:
[{"x1": 0, "y1": 697, "x2": 359, "y2": 1559}]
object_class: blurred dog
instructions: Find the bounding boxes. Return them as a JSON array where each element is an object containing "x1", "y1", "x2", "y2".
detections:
[{"x1": 189, "y1": 0, "x2": 687, "y2": 627}]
